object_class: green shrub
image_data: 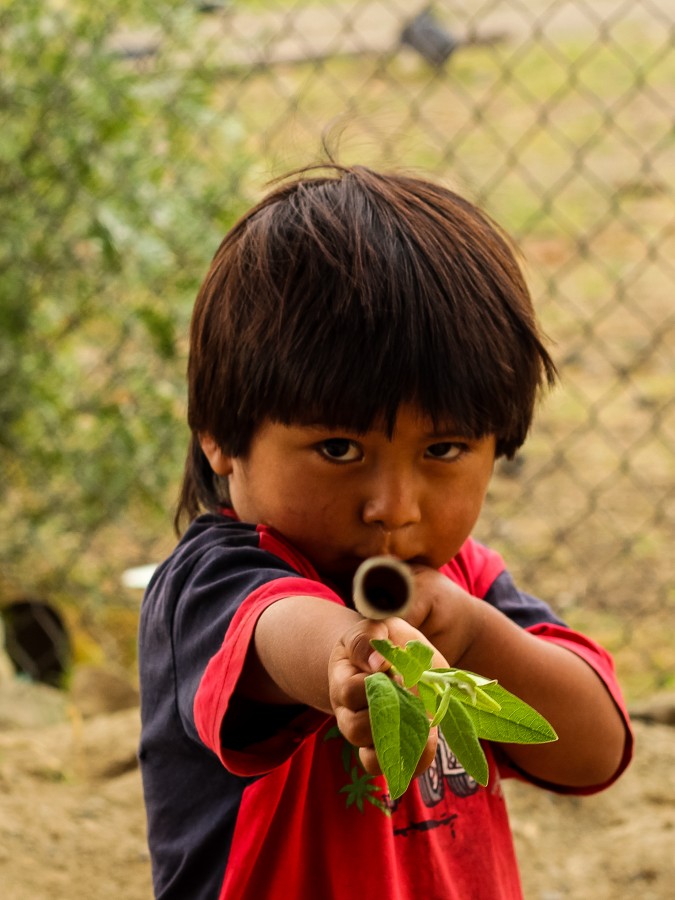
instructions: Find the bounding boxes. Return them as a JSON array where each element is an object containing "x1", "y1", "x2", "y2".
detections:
[{"x1": 0, "y1": 0, "x2": 250, "y2": 603}]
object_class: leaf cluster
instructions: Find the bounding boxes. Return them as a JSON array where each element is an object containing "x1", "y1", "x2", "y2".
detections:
[
  {"x1": 1, "y1": 0, "x2": 252, "y2": 601},
  {"x1": 365, "y1": 639, "x2": 557, "y2": 800}
]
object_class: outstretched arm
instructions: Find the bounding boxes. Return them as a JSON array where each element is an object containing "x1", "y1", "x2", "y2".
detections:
[
  {"x1": 407, "y1": 567, "x2": 629, "y2": 789},
  {"x1": 238, "y1": 596, "x2": 446, "y2": 775}
]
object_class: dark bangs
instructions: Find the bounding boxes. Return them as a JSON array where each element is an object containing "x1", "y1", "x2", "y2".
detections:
[
  {"x1": 190, "y1": 167, "x2": 554, "y2": 457},
  {"x1": 179, "y1": 165, "x2": 556, "y2": 524}
]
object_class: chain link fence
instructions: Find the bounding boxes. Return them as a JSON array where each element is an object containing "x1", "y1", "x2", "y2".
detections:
[{"x1": 2, "y1": 0, "x2": 674, "y2": 694}]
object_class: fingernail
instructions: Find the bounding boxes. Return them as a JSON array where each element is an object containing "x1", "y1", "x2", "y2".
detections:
[{"x1": 368, "y1": 651, "x2": 385, "y2": 671}]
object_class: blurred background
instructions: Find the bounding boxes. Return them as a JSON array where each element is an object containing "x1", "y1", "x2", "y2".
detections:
[{"x1": 2, "y1": 0, "x2": 674, "y2": 700}]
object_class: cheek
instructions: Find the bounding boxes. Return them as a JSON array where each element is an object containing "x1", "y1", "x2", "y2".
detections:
[
  {"x1": 463, "y1": 472, "x2": 492, "y2": 520},
  {"x1": 429, "y1": 473, "x2": 491, "y2": 533},
  {"x1": 431, "y1": 498, "x2": 478, "y2": 536},
  {"x1": 264, "y1": 483, "x2": 333, "y2": 534},
  {"x1": 228, "y1": 465, "x2": 275, "y2": 522},
  {"x1": 280, "y1": 494, "x2": 338, "y2": 533},
  {"x1": 267, "y1": 487, "x2": 350, "y2": 554}
]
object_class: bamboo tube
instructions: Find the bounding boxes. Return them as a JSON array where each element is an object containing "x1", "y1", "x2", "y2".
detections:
[{"x1": 352, "y1": 556, "x2": 414, "y2": 620}]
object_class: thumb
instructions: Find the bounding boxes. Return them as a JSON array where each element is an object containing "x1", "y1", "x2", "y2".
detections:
[
  {"x1": 382, "y1": 616, "x2": 450, "y2": 670},
  {"x1": 342, "y1": 619, "x2": 392, "y2": 674}
]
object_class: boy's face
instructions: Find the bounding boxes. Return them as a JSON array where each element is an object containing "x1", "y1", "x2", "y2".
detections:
[{"x1": 201, "y1": 404, "x2": 496, "y2": 593}]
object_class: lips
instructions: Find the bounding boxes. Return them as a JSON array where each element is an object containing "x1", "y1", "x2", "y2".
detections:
[
  {"x1": 353, "y1": 548, "x2": 428, "y2": 567},
  {"x1": 404, "y1": 555, "x2": 428, "y2": 567}
]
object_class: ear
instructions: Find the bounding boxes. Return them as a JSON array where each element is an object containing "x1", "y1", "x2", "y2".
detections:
[{"x1": 198, "y1": 433, "x2": 233, "y2": 476}]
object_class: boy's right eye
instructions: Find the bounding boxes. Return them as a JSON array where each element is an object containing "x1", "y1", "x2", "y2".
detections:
[{"x1": 317, "y1": 438, "x2": 362, "y2": 462}]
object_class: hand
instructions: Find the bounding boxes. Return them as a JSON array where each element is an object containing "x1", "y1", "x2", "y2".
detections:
[
  {"x1": 328, "y1": 616, "x2": 447, "y2": 776},
  {"x1": 403, "y1": 564, "x2": 483, "y2": 667}
]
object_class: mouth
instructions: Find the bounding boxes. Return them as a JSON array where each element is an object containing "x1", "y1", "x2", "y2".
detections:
[
  {"x1": 322, "y1": 553, "x2": 431, "y2": 602},
  {"x1": 353, "y1": 553, "x2": 430, "y2": 573},
  {"x1": 326, "y1": 549, "x2": 429, "y2": 577},
  {"x1": 403, "y1": 555, "x2": 427, "y2": 567}
]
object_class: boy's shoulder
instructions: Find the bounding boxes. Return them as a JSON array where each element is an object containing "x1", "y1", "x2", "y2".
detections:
[
  {"x1": 144, "y1": 513, "x2": 318, "y2": 609},
  {"x1": 175, "y1": 513, "x2": 321, "y2": 577},
  {"x1": 154, "y1": 512, "x2": 260, "y2": 581},
  {"x1": 180, "y1": 511, "x2": 257, "y2": 546},
  {"x1": 442, "y1": 537, "x2": 506, "y2": 599}
]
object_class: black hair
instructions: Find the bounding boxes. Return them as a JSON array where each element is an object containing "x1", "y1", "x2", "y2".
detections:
[{"x1": 176, "y1": 164, "x2": 556, "y2": 529}]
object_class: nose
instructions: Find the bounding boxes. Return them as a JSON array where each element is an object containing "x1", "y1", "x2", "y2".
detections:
[{"x1": 361, "y1": 471, "x2": 422, "y2": 531}]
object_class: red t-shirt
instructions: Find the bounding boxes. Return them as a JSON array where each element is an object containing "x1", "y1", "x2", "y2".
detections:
[{"x1": 139, "y1": 514, "x2": 632, "y2": 900}]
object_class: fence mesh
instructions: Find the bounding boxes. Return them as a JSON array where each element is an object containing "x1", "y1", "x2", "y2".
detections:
[{"x1": 2, "y1": 0, "x2": 674, "y2": 695}]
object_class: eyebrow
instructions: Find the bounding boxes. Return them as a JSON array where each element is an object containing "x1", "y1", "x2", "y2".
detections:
[
  {"x1": 423, "y1": 430, "x2": 485, "y2": 445},
  {"x1": 293, "y1": 422, "x2": 471, "y2": 440},
  {"x1": 423, "y1": 429, "x2": 462, "y2": 439}
]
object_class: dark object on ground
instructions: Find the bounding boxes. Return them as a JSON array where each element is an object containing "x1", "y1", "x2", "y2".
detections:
[{"x1": 1, "y1": 600, "x2": 71, "y2": 687}]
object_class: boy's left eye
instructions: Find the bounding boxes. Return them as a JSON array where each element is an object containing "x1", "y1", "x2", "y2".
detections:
[
  {"x1": 426, "y1": 442, "x2": 465, "y2": 461},
  {"x1": 317, "y1": 439, "x2": 362, "y2": 462}
]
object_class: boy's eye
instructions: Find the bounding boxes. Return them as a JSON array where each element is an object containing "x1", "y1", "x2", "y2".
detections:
[
  {"x1": 318, "y1": 438, "x2": 362, "y2": 462},
  {"x1": 426, "y1": 442, "x2": 465, "y2": 461}
]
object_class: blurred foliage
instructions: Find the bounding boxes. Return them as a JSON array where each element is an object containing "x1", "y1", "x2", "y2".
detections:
[{"x1": 0, "y1": 0, "x2": 250, "y2": 603}]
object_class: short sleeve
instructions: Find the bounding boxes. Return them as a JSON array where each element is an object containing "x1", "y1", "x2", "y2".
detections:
[
  {"x1": 519, "y1": 622, "x2": 633, "y2": 794},
  {"x1": 483, "y1": 569, "x2": 566, "y2": 628},
  {"x1": 443, "y1": 538, "x2": 507, "y2": 597},
  {"x1": 170, "y1": 542, "x2": 304, "y2": 744},
  {"x1": 192, "y1": 574, "x2": 343, "y2": 776},
  {"x1": 453, "y1": 547, "x2": 633, "y2": 794}
]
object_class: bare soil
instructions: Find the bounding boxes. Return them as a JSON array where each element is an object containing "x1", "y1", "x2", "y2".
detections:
[{"x1": 0, "y1": 686, "x2": 673, "y2": 900}]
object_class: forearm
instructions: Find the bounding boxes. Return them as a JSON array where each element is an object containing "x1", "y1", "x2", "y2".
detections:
[
  {"x1": 238, "y1": 594, "x2": 445, "y2": 777},
  {"x1": 424, "y1": 595, "x2": 628, "y2": 788},
  {"x1": 241, "y1": 596, "x2": 363, "y2": 713}
]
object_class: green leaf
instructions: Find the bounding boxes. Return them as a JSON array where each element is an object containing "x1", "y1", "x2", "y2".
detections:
[
  {"x1": 364, "y1": 645, "x2": 557, "y2": 798},
  {"x1": 462, "y1": 683, "x2": 558, "y2": 744},
  {"x1": 365, "y1": 672, "x2": 430, "y2": 800},
  {"x1": 442, "y1": 681, "x2": 502, "y2": 714},
  {"x1": 425, "y1": 668, "x2": 500, "y2": 711},
  {"x1": 417, "y1": 679, "x2": 438, "y2": 717},
  {"x1": 370, "y1": 638, "x2": 434, "y2": 688},
  {"x1": 438, "y1": 696, "x2": 489, "y2": 786},
  {"x1": 430, "y1": 684, "x2": 453, "y2": 727},
  {"x1": 430, "y1": 668, "x2": 497, "y2": 688}
]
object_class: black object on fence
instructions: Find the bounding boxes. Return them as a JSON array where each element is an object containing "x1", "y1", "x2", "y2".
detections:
[{"x1": 401, "y1": 8, "x2": 458, "y2": 66}]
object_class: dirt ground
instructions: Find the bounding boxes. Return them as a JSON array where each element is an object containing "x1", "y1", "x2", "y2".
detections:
[{"x1": 0, "y1": 678, "x2": 673, "y2": 900}]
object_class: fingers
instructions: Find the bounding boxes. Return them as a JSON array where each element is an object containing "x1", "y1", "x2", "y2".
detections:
[
  {"x1": 359, "y1": 728, "x2": 438, "y2": 780},
  {"x1": 329, "y1": 616, "x2": 446, "y2": 787},
  {"x1": 329, "y1": 619, "x2": 389, "y2": 751},
  {"x1": 337, "y1": 618, "x2": 392, "y2": 674},
  {"x1": 328, "y1": 619, "x2": 390, "y2": 722},
  {"x1": 358, "y1": 746, "x2": 381, "y2": 775},
  {"x1": 380, "y1": 616, "x2": 449, "y2": 670},
  {"x1": 413, "y1": 727, "x2": 438, "y2": 778}
]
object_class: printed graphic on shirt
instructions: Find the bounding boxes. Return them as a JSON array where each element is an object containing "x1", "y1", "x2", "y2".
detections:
[
  {"x1": 418, "y1": 732, "x2": 480, "y2": 805},
  {"x1": 393, "y1": 731, "x2": 481, "y2": 842},
  {"x1": 325, "y1": 726, "x2": 479, "y2": 828},
  {"x1": 324, "y1": 724, "x2": 392, "y2": 815}
]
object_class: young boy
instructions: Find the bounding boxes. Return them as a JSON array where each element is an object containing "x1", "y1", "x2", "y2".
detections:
[{"x1": 138, "y1": 165, "x2": 632, "y2": 900}]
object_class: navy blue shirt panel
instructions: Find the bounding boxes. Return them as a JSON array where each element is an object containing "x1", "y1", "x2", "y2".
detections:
[
  {"x1": 483, "y1": 569, "x2": 566, "y2": 629},
  {"x1": 139, "y1": 515, "x2": 302, "y2": 899}
]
